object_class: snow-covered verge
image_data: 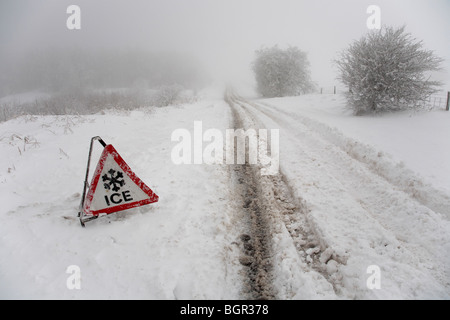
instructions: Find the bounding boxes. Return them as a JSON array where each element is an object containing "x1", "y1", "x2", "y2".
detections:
[{"x1": 0, "y1": 96, "x2": 243, "y2": 299}]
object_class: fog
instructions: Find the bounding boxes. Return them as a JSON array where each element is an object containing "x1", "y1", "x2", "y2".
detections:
[{"x1": 1, "y1": 0, "x2": 449, "y2": 96}]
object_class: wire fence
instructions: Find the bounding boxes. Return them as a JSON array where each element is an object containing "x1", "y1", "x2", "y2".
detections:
[
  {"x1": 317, "y1": 86, "x2": 450, "y2": 110},
  {"x1": 316, "y1": 86, "x2": 346, "y2": 95},
  {"x1": 424, "y1": 92, "x2": 449, "y2": 110}
]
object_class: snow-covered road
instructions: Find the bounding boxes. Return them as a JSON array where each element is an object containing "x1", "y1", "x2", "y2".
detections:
[
  {"x1": 226, "y1": 91, "x2": 450, "y2": 299},
  {"x1": 0, "y1": 88, "x2": 449, "y2": 299}
]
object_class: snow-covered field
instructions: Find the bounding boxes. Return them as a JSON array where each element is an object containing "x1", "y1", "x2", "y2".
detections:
[{"x1": 0, "y1": 88, "x2": 449, "y2": 299}]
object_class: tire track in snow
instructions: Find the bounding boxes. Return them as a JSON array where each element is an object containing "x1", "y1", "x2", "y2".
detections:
[
  {"x1": 225, "y1": 90, "x2": 342, "y2": 299},
  {"x1": 226, "y1": 92, "x2": 276, "y2": 300}
]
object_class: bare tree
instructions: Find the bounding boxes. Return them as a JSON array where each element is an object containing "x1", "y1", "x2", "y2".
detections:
[
  {"x1": 252, "y1": 46, "x2": 314, "y2": 98},
  {"x1": 152, "y1": 84, "x2": 184, "y2": 107},
  {"x1": 335, "y1": 26, "x2": 443, "y2": 114}
]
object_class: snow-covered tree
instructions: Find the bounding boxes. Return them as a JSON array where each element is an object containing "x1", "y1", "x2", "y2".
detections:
[
  {"x1": 252, "y1": 46, "x2": 314, "y2": 98},
  {"x1": 335, "y1": 26, "x2": 443, "y2": 114}
]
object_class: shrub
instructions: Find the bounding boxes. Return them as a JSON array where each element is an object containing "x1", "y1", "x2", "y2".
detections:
[{"x1": 335, "y1": 26, "x2": 443, "y2": 114}]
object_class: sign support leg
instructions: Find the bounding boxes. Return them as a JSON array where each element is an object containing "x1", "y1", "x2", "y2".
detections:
[{"x1": 78, "y1": 136, "x2": 106, "y2": 227}]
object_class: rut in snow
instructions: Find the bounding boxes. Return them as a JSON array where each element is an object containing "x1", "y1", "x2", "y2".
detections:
[
  {"x1": 226, "y1": 92, "x2": 276, "y2": 300},
  {"x1": 225, "y1": 90, "x2": 343, "y2": 299}
]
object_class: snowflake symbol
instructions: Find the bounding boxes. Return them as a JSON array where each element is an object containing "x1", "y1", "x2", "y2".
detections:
[{"x1": 102, "y1": 169, "x2": 125, "y2": 192}]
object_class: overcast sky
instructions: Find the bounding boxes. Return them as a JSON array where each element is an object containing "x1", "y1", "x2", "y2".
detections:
[{"x1": 1, "y1": 0, "x2": 449, "y2": 88}]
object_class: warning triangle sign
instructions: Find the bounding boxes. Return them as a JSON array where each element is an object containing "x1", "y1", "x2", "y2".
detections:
[{"x1": 83, "y1": 144, "x2": 159, "y2": 216}]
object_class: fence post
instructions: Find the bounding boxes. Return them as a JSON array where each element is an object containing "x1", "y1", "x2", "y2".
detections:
[
  {"x1": 446, "y1": 91, "x2": 450, "y2": 111},
  {"x1": 334, "y1": 86, "x2": 336, "y2": 95}
]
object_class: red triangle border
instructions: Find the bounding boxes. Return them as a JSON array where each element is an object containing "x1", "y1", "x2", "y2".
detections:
[{"x1": 83, "y1": 144, "x2": 159, "y2": 216}]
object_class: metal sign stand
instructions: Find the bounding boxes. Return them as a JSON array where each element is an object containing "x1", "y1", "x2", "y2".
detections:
[{"x1": 78, "y1": 136, "x2": 107, "y2": 227}]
